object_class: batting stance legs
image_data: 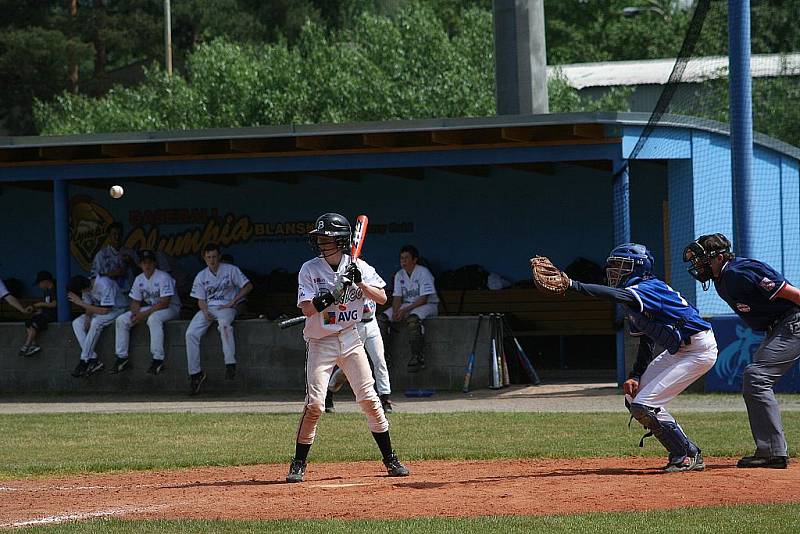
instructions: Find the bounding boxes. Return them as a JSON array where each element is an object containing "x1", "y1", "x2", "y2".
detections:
[
  {"x1": 297, "y1": 326, "x2": 388, "y2": 444},
  {"x1": 742, "y1": 310, "x2": 800, "y2": 459},
  {"x1": 185, "y1": 307, "x2": 238, "y2": 375},
  {"x1": 626, "y1": 330, "x2": 718, "y2": 469}
]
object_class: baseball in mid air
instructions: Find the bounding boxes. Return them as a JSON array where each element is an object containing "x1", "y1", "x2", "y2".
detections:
[{"x1": 110, "y1": 185, "x2": 124, "y2": 199}]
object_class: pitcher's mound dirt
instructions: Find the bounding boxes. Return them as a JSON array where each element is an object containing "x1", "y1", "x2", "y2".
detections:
[{"x1": 1, "y1": 458, "x2": 798, "y2": 527}]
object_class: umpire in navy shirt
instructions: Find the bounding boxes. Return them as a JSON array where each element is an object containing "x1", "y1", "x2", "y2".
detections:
[{"x1": 684, "y1": 233, "x2": 799, "y2": 469}]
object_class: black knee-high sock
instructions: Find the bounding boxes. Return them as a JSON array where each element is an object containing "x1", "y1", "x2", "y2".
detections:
[
  {"x1": 294, "y1": 442, "x2": 311, "y2": 462},
  {"x1": 372, "y1": 431, "x2": 393, "y2": 459}
]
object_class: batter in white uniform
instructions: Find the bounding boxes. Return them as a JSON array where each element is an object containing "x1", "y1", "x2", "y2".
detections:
[
  {"x1": 185, "y1": 243, "x2": 253, "y2": 394},
  {"x1": 326, "y1": 296, "x2": 394, "y2": 413},
  {"x1": 114, "y1": 249, "x2": 181, "y2": 375},
  {"x1": 379, "y1": 245, "x2": 438, "y2": 372},
  {"x1": 286, "y1": 213, "x2": 409, "y2": 483}
]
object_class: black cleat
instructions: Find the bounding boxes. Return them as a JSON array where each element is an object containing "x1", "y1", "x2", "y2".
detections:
[
  {"x1": 380, "y1": 394, "x2": 393, "y2": 414},
  {"x1": 286, "y1": 458, "x2": 307, "y2": 483},
  {"x1": 189, "y1": 371, "x2": 206, "y2": 395},
  {"x1": 110, "y1": 357, "x2": 130, "y2": 374},
  {"x1": 225, "y1": 363, "x2": 236, "y2": 380},
  {"x1": 71, "y1": 360, "x2": 89, "y2": 378},
  {"x1": 147, "y1": 359, "x2": 165, "y2": 375},
  {"x1": 85, "y1": 358, "x2": 104, "y2": 376},
  {"x1": 737, "y1": 455, "x2": 788, "y2": 469},
  {"x1": 383, "y1": 453, "x2": 410, "y2": 477},
  {"x1": 325, "y1": 391, "x2": 335, "y2": 413}
]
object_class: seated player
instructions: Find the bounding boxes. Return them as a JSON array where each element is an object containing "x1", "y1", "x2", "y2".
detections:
[{"x1": 378, "y1": 245, "x2": 438, "y2": 372}]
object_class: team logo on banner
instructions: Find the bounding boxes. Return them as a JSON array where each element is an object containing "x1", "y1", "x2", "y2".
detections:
[{"x1": 69, "y1": 196, "x2": 115, "y2": 271}]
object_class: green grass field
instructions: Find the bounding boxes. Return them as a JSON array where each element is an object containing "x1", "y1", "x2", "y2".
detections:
[
  {"x1": 13, "y1": 505, "x2": 800, "y2": 533},
  {"x1": 3, "y1": 411, "x2": 798, "y2": 532}
]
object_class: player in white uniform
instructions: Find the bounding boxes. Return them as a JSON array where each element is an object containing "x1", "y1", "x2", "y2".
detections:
[
  {"x1": 92, "y1": 222, "x2": 135, "y2": 293},
  {"x1": 286, "y1": 213, "x2": 409, "y2": 483},
  {"x1": 185, "y1": 243, "x2": 253, "y2": 394},
  {"x1": 379, "y1": 245, "x2": 438, "y2": 372},
  {"x1": 68, "y1": 274, "x2": 128, "y2": 377},
  {"x1": 325, "y1": 296, "x2": 394, "y2": 413},
  {"x1": 113, "y1": 249, "x2": 181, "y2": 375}
]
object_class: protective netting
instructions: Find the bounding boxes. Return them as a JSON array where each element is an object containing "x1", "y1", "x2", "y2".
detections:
[{"x1": 624, "y1": 0, "x2": 800, "y2": 314}]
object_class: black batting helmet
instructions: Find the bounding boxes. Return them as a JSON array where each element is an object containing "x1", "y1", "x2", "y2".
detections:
[{"x1": 309, "y1": 213, "x2": 351, "y2": 258}]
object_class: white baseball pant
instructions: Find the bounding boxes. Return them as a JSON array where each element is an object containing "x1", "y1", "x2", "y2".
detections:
[
  {"x1": 297, "y1": 325, "x2": 388, "y2": 445},
  {"x1": 115, "y1": 306, "x2": 180, "y2": 360},
  {"x1": 72, "y1": 309, "x2": 125, "y2": 361},
  {"x1": 625, "y1": 330, "x2": 718, "y2": 424},
  {"x1": 185, "y1": 306, "x2": 238, "y2": 375},
  {"x1": 329, "y1": 318, "x2": 391, "y2": 395}
]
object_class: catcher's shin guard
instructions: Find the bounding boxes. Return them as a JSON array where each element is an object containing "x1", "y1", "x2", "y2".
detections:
[{"x1": 629, "y1": 403, "x2": 698, "y2": 459}]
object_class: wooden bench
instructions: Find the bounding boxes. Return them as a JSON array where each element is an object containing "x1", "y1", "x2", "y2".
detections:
[{"x1": 437, "y1": 289, "x2": 617, "y2": 337}]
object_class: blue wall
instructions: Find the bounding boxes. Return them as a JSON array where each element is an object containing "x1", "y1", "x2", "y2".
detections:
[{"x1": 0, "y1": 165, "x2": 616, "y2": 296}]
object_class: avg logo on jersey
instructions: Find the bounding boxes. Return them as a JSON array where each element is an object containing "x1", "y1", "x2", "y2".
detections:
[{"x1": 325, "y1": 308, "x2": 360, "y2": 324}]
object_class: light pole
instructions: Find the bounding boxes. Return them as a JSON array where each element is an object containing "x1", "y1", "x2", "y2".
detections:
[{"x1": 164, "y1": 0, "x2": 173, "y2": 75}]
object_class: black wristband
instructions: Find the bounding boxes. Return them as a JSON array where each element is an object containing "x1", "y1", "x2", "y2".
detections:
[{"x1": 312, "y1": 292, "x2": 335, "y2": 312}]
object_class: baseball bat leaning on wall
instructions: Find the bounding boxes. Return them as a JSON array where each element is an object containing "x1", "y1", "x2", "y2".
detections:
[
  {"x1": 503, "y1": 316, "x2": 541, "y2": 385},
  {"x1": 462, "y1": 314, "x2": 484, "y2": 393},
  {"x1": 489, "y1": 314, "x2": 502, "y2": 389},
  {"x1": 278, "y1": 215, "x2": 369, "y2": 330}
]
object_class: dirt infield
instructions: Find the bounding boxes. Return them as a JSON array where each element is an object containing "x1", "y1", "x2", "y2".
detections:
[{"x1": 1, "y1": 458, "x2": 799, "y2": 527}]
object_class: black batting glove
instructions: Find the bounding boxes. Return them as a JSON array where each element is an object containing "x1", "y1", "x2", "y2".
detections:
[
  {"x1": 346, "y1": 263, "x2": 362, "y2": 284},
  {"x1": 312, "y1": 292, "x2": 336, "y2": 312}
]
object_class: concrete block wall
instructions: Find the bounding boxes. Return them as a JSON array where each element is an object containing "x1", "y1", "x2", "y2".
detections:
[{"x1": 0, "y1": 317, "x2": 493, "y2": 394}]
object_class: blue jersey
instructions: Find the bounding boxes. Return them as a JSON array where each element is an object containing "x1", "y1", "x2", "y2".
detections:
[
  {"x1": 714, "y1": 257, "x2": 795, "y2": 332},
  {"x1": 624, "y1": 278, "x2": 711, "y2": 353}
]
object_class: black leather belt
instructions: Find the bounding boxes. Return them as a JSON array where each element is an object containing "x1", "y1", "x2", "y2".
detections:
[
  {"x1": 768, "y1": 307, "x2": 800, "y2": 334},
  {"x1": 361, "y1": 317, "x2": 374, "y2": 323}
]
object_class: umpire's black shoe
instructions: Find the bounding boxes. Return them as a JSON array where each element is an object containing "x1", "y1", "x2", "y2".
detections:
[
  {"x1": 286, "y1": 458, "x2": 306, "y2": 483},
  {"x1": 325, "y1": 391, "x2": 335, "y2": 413},
  {"x1": 225, "y1": 363, "x2": 236, "y2": 380},
  {"x1": 189, "y1": 371, "x2": 206, "y2": 395},
  {"x1": 383, "y1": 453, "x2": 410, "y2": 477},
  {"x1": 737, "y1": 455, "x2": 789, "y2": 469}
]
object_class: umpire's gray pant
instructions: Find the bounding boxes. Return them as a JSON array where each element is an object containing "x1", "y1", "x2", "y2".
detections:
[{"x1": 743, "y1": 310, "x2": 800, "y2": 457}]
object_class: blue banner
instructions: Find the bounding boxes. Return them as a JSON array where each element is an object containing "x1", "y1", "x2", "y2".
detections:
[{"x1": 706, "y1": 315, "x2": 800, "y2": 392}]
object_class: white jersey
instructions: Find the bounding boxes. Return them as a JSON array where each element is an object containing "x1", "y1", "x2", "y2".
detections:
[
  {"x1": 130, "y1": 269, "x2": 181, "y2": 309},
  {"x1": 84, "y1": 275, "x2": 127, "y2": 308},
  {"x1": 190, "y1": 263, "x2": 250, "y2": 307},
  {"x1": 297, "y1": 255, "x2": 384, "y2": 340},
  {"x1": 91, "y1": 244, "x2": 133, "y2": 291},
  {"x1": 0, "y1": 278, "x2": 9, "y2": 300},
  {"x1": 362, "y1": 298, "x2": 377, "y2": 320},
  {"x1": 393, "y1": 265, "x2": 438, "y2": 306}
]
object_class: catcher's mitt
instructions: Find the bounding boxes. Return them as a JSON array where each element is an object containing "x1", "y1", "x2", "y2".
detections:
[{"x1": 530, "y1": 256, "x2": 571, "y2": 295}]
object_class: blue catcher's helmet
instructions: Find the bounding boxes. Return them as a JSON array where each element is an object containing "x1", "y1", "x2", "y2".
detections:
[{"x1": 605, "y1": 243, "x2": 654, "y2": 288}]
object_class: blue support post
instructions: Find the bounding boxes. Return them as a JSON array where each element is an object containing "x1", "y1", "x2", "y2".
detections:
[
  {"x1": 612, "y1": 160, "x2": 631, "y2": 385},
  {"x1": 54, "y1": 179, "x2": 71, "y2": 322},
  {"x1": 728, "y1": 0, "x2": 754, "y2": 257}
]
